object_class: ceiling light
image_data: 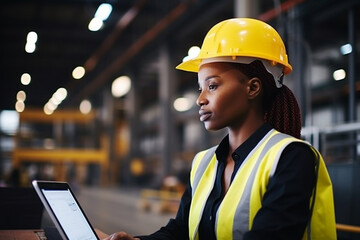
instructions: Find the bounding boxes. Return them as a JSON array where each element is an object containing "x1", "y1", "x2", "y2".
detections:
[
  {"x1": 21, "y1": 73, "x2": 31, "y2": 85},
  {"x1": 88, "y1": 18, "x2": 103, "y2": 31},
  {"x1": 16, "y1": 91, "x2": 26, "y2": 102},
  {"x1": 340, "y1": 44, "x2": 352, "y2": 55},
  {"x1": 26, "y1": 31, "x2": 38, "y2": 43},
  {"x1": 188, "y1": 46, "x2": 200, "y2": 58},
  {"x1": 95, "y1": 3, "x2": 113, "y2": 21},
  {"x1": 54, "y1": 88, "x2": 68, "y2": 101},
  {"x1": 43, "y1": 88, "x2": 67, "y2": 114},
  {"x1": 72, "y1": 66, "x2": 85, "y2": 79},
  {"x1": 173, "y1": 97, "x2": 193, "y2": 112},
  {"x1": 112, "y1": 76, "x2": 131, "y2": 97},
  {"x1": 25, "y1": 42, "x2": 36, "y2": 53},
  {"x1": 182, "y1": 46, "x2": 200, "y2": 62},
  {"x1": 49, "y1": 96, "x2": 61, "y2": 105},
  {"x1": 45, "y1": 101, "x2": 57, "y2": 112},
  {"x1": 43, "y1": 103, "x2": 55, "y2": 115},
  {"x1": 15, "y1": 101, "x2": 25, "y2": 113},
  {"x1": 333, "y1": 69, "x2": 346, "y2": 81},
  {"x1": 25, "y1": 31, "x2": 38, "y2": 53},
  {"x1": 79, "y1": 99, "x2": 92, "y2": 114}
]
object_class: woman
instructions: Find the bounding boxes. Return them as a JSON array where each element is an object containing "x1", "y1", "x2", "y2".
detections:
[{"x1": 105, "y1": 18, "x2": 336, "y2": 240}]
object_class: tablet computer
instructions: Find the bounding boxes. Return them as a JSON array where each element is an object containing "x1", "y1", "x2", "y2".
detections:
[{"x1": 32, "y1": 180, "x2": 100, "y2": 240}]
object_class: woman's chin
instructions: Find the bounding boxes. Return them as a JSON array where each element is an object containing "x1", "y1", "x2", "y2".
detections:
[{"x1": 204, "y1": 122, "x2": 223, "y2": 132}]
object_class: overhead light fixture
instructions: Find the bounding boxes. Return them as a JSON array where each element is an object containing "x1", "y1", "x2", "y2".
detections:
[
  {"x1": 333, "y1": 69, "x2": 346, "y2": 81},
  {"x1": 88, "y1": 3, "x2": 112, "y2": 32},
  {"x1": 340, "y1": 43, "x2": 352, "y2": 55},
  {"x1": 27, "y1": 31, "x2": 38, "y2": 43},
  {"x1": 15, "y1": 101, "x2": 25, "y2": 113},
  {"x1": 15, "y1": 90, "x2": 26, "y2": 113},
  {"x1": 25, "y1": 42, "x2": 36, "y2": 53},
  {"x1": 44, "y1": 103, "x2": 56, "y2": 115},
  {"x1": 25, "y1": 31, "x2": 38, "y2": 53},
  {"x1": 21, "y1": 73, "x2": 31, "y2": 85},
  {"x1": 16, "y1": 90, "x2": 26, "y2": 102},
  {"x1": 182, "y1": 46, "x2": 200, "y2": 62},
  {"x1": 88, "y1": 18, "x2": 103, "y2": 32},
  {"x1": 173, "y1": 92, "x2": 196, "y2": 112},
  {"x1": 43, "y1": 87, "x2": 68, "y2": 115},
  {"x1": 53, "y1": 88, "x2": 67, "y2": 102},
  {"x1": 72, "y1": 66, "x2": 85, "y2": 79},
  {"x1": 79, "y1": 99, "x2": 92, "y2": 114},
  {"x1": 173, "y1": 97, "x2": 192, "y2": 112},
  {"x1": 95, "y1": 3, "x2": 113, "y2": 21},
  {"x1": 112, "y1": 76, "x2": 131, "y2": 97}
]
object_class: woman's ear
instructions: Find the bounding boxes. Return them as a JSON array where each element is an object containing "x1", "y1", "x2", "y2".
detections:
[{"x1": 247, "y1": 77, "x2": 262, "y2": 99}]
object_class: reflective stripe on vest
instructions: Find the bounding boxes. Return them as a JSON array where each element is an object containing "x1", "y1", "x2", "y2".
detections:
[
  {"x1": 189, "y1": 146, "x2": 218, "y2": 240},
  {"x1": 188, "y1": 129, "x2": 337, "y2": 240}
]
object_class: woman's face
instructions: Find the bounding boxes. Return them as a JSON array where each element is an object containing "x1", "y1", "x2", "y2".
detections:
[{"x1": 197, "y1": 62, "x2": 255, "y2": 131}]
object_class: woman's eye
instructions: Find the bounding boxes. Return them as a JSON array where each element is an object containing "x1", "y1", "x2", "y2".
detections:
[{"x1": 208, "y1": 84, "x2": 217, "y2": 90}]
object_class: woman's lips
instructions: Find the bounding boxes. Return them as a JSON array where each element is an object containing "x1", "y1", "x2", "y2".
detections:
[{"x1": 199, "y1": 110, "x2": 211, "y2": 122}]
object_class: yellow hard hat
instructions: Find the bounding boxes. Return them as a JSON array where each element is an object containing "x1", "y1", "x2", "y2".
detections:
[{"x1": 176, "y1": 18, "x2": 292, "y2": 75}]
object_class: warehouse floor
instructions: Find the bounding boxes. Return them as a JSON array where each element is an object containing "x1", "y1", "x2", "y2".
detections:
[{"x1": 75, "y1": 186, "x2": 176, "y2": 237}]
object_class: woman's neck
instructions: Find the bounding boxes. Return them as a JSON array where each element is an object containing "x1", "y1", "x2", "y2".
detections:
[{"x1": 227, "y1": 118, "x2": 264, "y2": 153}]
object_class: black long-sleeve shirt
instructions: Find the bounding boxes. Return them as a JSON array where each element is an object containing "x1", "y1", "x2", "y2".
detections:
[{"x1": 138, "y1": 124, "x2": 315, "y2": 240}]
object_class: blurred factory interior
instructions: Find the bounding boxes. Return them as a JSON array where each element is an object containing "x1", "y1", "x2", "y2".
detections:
[{"x1": 0, "y1": 0, "x2": 360, "y2": 238}]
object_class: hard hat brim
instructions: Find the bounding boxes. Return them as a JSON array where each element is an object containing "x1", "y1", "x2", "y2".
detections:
[
  {"x1": 176, "y1": 56, "x2": 292, "y2": 75},
  {"x1": 176, "y1": 58, "x2": 201, "y2": 72}
]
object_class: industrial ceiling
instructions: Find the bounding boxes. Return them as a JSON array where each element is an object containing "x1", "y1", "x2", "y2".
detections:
[{"x1": 1, "y1": 0, "x2": 355, "y2": 112}]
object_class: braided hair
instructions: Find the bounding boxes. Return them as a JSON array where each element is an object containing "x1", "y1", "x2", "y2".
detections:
[{"x1": 237, "y1": 60, "x2": 302, "y2": 139}]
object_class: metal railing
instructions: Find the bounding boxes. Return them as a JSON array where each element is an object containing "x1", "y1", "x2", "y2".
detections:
[
  {"x1": 302, "y1": 122, "x2": 360, "y2": 163},
  {"x1": 337, "y1": 223, "x2": 360, "y2": 234}
]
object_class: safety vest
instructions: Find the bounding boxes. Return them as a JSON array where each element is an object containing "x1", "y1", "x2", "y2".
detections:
[{"x1": 189, "y1": 129, "x2": 336, "y2": 240}]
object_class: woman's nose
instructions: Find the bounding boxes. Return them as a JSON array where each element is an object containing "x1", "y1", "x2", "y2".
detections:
[{"x1": 196, "y1": 92, "x2": 207, "y2": 107}]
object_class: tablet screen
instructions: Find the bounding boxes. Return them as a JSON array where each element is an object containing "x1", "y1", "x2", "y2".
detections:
[
  {"x1": 42, "y1": 189, "x2": 98, "y2": 240},
  {"x1": 32, "y1": 181, "x2": 99, "y2": 240}
]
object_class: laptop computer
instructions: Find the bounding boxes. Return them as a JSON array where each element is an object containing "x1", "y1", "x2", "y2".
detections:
[{"x1": 32, "y1": 180, "x2": 100, "y2": 240}]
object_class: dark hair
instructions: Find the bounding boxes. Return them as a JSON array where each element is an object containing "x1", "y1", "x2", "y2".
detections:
[{"x1": 238, "y1": 60, "x2": 302, "y2": 138}]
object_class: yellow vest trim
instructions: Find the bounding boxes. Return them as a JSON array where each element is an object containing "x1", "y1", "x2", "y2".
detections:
[{"x1": 189, "y1": 148, "x2": 218, "y2": 240}]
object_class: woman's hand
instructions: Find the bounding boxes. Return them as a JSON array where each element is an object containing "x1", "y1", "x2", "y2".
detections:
[{"x1": 102, "y1": 232, "x2": 140, "y2": 240}]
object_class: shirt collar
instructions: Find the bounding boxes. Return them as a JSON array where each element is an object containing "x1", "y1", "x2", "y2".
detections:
[{"x1": 215, "y1": 123, "x2": 273, "y2": 163}]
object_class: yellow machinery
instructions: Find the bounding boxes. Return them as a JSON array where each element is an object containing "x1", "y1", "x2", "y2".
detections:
[{"x1": 12, "y1": 109, "x2": 109, "y2": 185}]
